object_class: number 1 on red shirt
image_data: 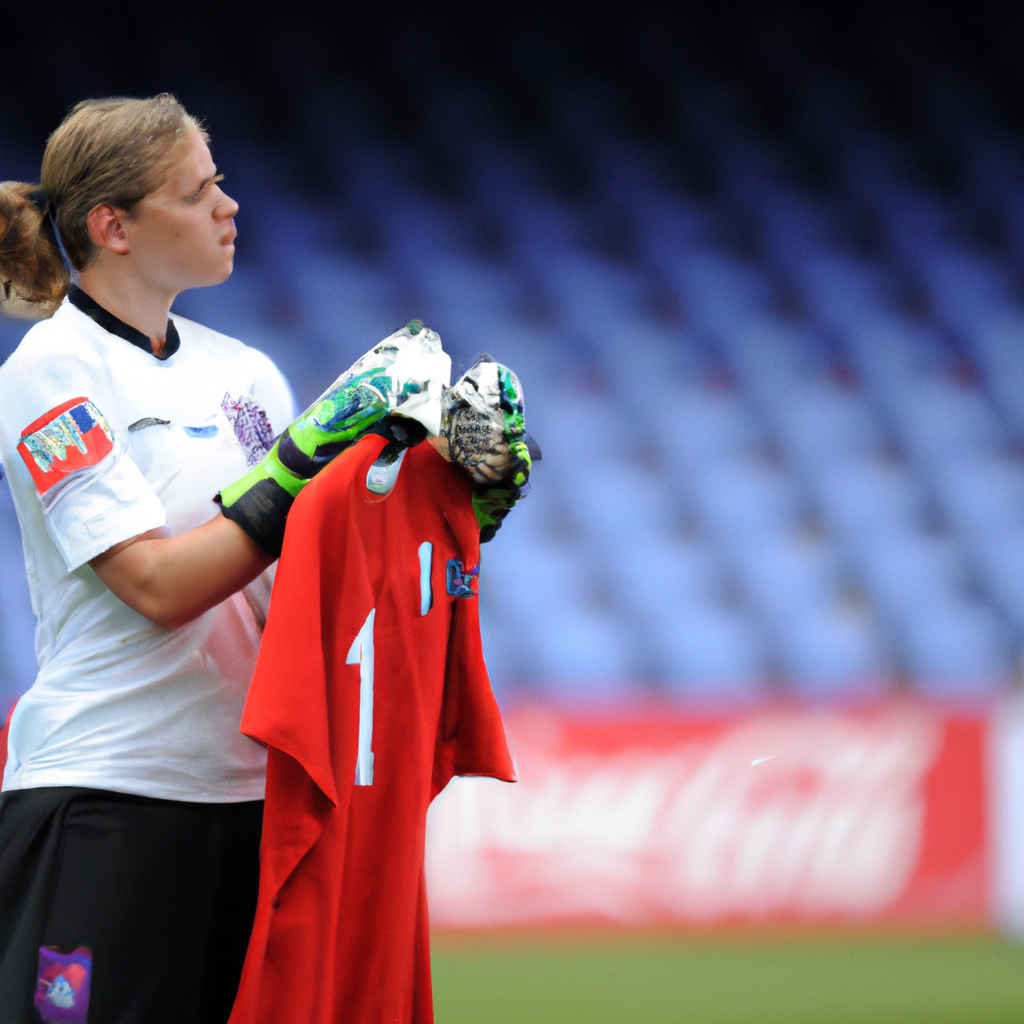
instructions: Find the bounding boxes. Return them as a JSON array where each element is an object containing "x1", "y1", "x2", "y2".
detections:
[{"x1": 346, "y1": 608, "x2": 375, "y2": 785}]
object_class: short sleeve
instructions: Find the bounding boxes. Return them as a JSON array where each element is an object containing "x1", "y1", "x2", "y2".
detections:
[{"x1": 16, "y1": 396, "x2": 166, "y2": 572}]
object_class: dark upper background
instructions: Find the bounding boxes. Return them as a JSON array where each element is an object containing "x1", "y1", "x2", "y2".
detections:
[{"x1": 3, "y1": 1, "x2": 1024, "y2": 708}]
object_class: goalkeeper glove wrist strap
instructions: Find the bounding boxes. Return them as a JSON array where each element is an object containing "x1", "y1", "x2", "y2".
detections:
[
  {"x1": 217, "y1": 436, "x2": 309, "y2": 556},
  {"x1": 218, "y1": 474, "x2": 296, "y2": 557}
]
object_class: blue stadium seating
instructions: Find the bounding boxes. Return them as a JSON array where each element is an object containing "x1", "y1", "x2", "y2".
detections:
[{"x1": 3, "y1": 13, "x2": 1024, "y2": 708}]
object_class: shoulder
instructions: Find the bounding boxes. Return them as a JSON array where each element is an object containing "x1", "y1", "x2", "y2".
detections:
[
  {"x1": 0, "y1": 304, "x2": 109, "y2": 413},
  {"x1": 170, "y1": 313, "x2": 295, "y2": 427},
  {"x1": 171, "y1": 314, "x2": 292, "y2": 392},
  {"x1": 2, "y1": 302, "x2": 103, "y2": 370},
  {"x1": 170, "y1": 312, "x2": 263, "y2": 366}
]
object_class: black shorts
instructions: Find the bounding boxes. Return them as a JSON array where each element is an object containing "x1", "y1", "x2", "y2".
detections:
[{"x1": 0, "y1": 787, "x2": 262, "y2": 1024}]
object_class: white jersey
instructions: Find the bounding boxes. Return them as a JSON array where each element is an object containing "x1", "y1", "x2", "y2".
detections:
[{"x1": 0, "y1": 290, "x2": 296, "y2": 801}]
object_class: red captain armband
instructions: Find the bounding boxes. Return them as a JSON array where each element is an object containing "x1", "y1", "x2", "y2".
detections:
[{"x1": 17, "y1": 397, "x2": 114, "y2": 495}]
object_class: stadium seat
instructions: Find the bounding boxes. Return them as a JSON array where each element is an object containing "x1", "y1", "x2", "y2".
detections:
[
  {"x1": 963, "y1": 315, "x2": 1024, "y2": 441},
  {"x1": 663, "y1": 251, "x2": 775, "y2": 334},
  {"x1": 687, "y1": 457, "x2": 804, "y2": 546},
  {"x1": 828, "y1": 128, "x2": 917, "y2": 204},
  {"x1": 842, "y1": 318, "x2": 953, "y2": 409},
  {"x1": 811, "y1": 458, "x2": 928, "y2": 547},
  {"x1": 765, "y1": 380, "x2": 886, "y2": 472},
  {"x1": 642, "y1": 386, "x2": 766, "y2": 471},
  {"x1": 605, "y1": 536, "x2": 724, "y2": 622},
  {"x1": 656, "y1": 604, "x2": 770, "y2": 699},
  {"x1": 902, "y1": 599, "x2": 1012, "y2": 696},
  {"x1": 854, "y1": 530, "x2": 969, "y2": 626},
  {"x1": 481, "y1": 538, "x2": 594, "y2": 632},
  {"x1": 727, "y1": 532, "x2": 844, "y2": 623},
  {"x1": 542, "y1": 255, "x2": 651, "y2": 332},
  {"x1": 629, "y1": 195, "x2": 727, "y2": 265},
  {"x1": 284, "y1": 256, "x2": 402, "y2": 353},
  {"x1": 890, "y1": 380, "x2": 1007, "y2": 470},
  {"x1": 789, "y1": 253, "x2": 897, "y2": 332},
  {"x1": 530, "y1": 608, "x2": 639, "y2": 698},
  {"x1": 569, "y1": 458, "x2": 679, "y2": 547},
  {"x1": 721, "y1": 319, "x2": 828, "y2": 399},
  {"x1": 527, "y1": 390, "x2": 642, "y2": 469},
  {"x1": 776, "y1": 603, "x2": 891, "y2": 697},
  {"x1": 374, "y1": 197, "x2": 478, "y2": 270},
  {"x1": 874, "y1": 187, "x2": 964, "y2": 264},
  {"x1": 916, "y1": 249, "x2": 1015, "y2": 333},
  {"x1": 753, "y1": 189, "x2": 846, "y2": 267},
  {"x1": 932, "y1": 456, "x2": 1024, "y2": 544},
  {"x1": 409, "y1": 256, "x2": 527, "y2": 318},
  {"x1": 592, "y1": 323, "x2": 708, "y2": 396},
  {"x1": 971, "y1": 529, "x2": 1024, "y2": 633}
]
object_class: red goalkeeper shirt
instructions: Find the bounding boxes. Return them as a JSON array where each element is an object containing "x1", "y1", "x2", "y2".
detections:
[{"x1": 228, "y1": 434, "x2": 515, "y2": 1024}]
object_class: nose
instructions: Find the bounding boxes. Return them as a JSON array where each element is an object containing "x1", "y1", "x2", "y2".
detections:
[{"x1": 216, "y1": 187, "x2": 240, "y2": 220}]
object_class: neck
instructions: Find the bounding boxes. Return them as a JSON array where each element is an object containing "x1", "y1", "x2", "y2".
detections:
[{"x1": 77, "y1": 261, "x2": 176, "y2": 356}]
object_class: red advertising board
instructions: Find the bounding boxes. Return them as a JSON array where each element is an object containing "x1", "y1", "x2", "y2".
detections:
[{"x1": 426, "y1": 705, "x2": 986, "y2": 927}]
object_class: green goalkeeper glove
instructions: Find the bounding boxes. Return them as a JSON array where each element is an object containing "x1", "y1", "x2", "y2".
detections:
[
  {"x1": 441, "y1": 356, "x2": 540, "y2": 543},
  {"x1": 218, "y1": 322, "x2": 432, "y2": 555}
]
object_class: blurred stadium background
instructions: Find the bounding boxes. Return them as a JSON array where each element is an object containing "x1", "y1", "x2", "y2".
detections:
[{"x1": 3, "y1": 1, "x2": 1024, "y2": 1019}]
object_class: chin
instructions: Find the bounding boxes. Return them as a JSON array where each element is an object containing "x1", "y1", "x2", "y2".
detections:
[
  {"x1": 209, "y1": 256, "x2": 236, "y2": 286},
  {"x1": 181, "y1": 267, "x2": 234, "y2": 293}
]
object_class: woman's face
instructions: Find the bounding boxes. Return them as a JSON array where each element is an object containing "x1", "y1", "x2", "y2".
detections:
[{"x1": 122, "y1": 126, "x2": 239, "y2": 293}]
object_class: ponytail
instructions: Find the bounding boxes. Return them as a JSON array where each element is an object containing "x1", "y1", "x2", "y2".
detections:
[{"x1": 0, "y1": 182, "x2": 71, "y2": 319}]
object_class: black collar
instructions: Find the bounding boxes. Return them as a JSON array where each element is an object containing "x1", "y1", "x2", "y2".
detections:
[{"x1": 68, "y1": 286, "x2": 180, "y2": 360}]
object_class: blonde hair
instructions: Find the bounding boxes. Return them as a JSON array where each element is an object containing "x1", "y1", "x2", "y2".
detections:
[{"x1": 0, "y1": 94, "x2": 205, "y2": 319}]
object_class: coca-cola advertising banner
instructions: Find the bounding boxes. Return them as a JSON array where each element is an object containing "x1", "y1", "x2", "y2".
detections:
[{"x1": 426, "y1": 706, "x2": 987, "y2": 927}]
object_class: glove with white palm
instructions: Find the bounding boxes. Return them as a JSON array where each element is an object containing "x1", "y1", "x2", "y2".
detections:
[{"x1": 439, "y1": 356, "x2": 540, "y2": 542}]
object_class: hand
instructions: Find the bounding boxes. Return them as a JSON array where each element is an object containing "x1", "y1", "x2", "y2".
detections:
[
  {"x1": 440, "y1": 356, "x2": 540, "y2": 542},
  {"x1": 218, "y1": 321, "x2": 430, "y2": 555}
]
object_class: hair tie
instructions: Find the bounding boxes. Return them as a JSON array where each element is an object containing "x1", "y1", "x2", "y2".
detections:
[
  {"x1": 48, "y1": 213, "x2": 78, "y2": 280},
  {"x1": 26, "y1": 189, "x2": 75, "y2": 280}
]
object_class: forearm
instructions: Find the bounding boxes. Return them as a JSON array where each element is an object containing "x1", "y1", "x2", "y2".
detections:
[{"x1": 90, "y1": 516, "x2": 275, "y2": 630}]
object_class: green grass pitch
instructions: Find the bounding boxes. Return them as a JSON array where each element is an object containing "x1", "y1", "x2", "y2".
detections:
[{"x1": 431, "y1": 932, "x2": 1024, "y2": 1023}]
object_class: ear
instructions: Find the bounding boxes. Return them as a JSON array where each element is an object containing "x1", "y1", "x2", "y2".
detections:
[{"x1": 86, "y1": 203, "x2": 131, "y2": 256}]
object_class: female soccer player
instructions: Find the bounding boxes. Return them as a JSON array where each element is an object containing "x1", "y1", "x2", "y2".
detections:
[{"x1": 0, "y1": 94, "x2": 410, "y2": 1024}]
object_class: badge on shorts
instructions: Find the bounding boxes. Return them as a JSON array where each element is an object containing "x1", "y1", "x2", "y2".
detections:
[
  {"x1": 18, "y1": 397, "x2": 114, "y2": 495},
  {"x1": 34, "y1": 945, "x2": 92, "y2": 1023}
]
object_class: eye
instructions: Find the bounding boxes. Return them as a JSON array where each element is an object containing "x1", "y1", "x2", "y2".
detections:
[{"x1": 186, "y1": 174, "x2": 225, "y2": 202}]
